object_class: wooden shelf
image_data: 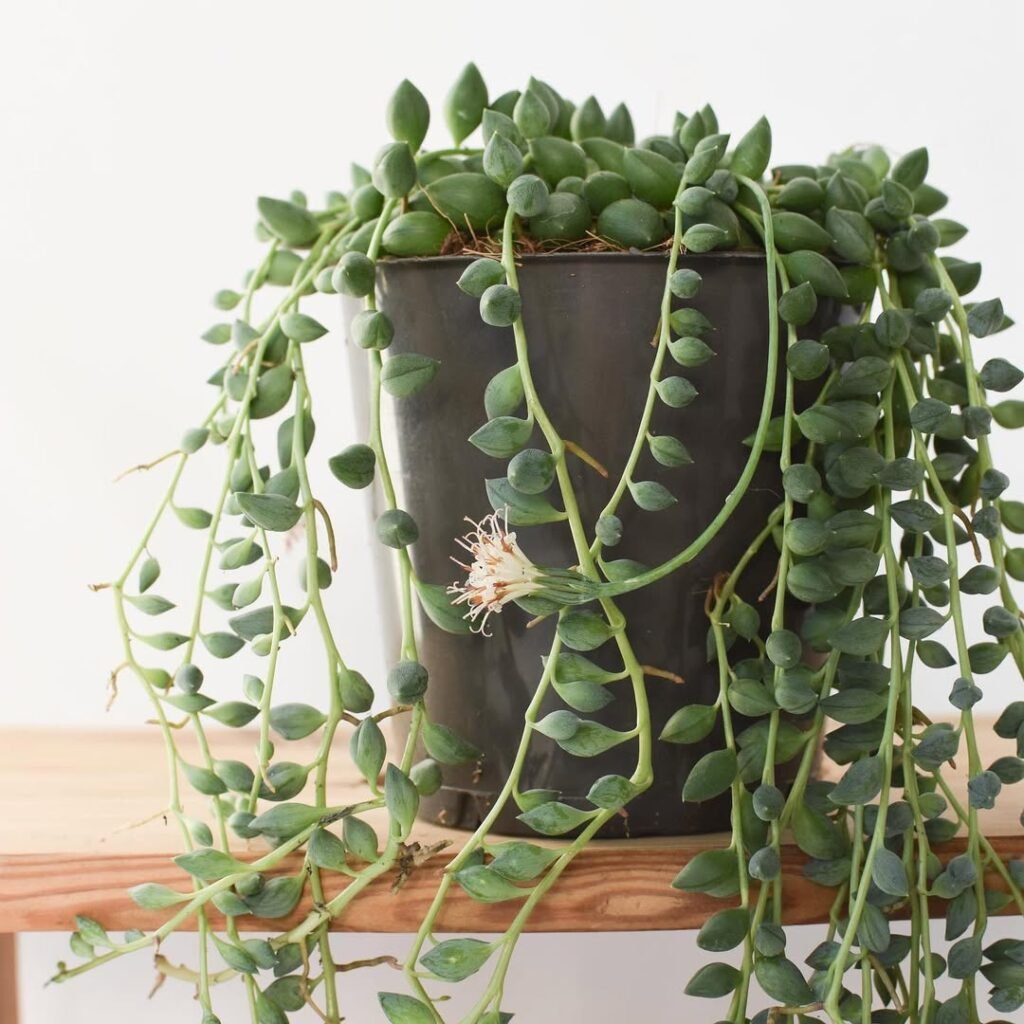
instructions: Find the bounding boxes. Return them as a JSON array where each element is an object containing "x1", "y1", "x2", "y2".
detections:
[{"x1": 1, "y1": 725, "x2": 1021, "y2": 935}]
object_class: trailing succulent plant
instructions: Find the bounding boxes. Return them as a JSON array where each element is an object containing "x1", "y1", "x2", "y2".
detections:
[{"x1": 61, "y1": 64, "x2": 1024, "y2": 1023}]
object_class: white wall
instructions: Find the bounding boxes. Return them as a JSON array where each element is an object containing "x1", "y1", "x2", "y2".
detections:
[{"x1": 2, "y1": 0, "x2": 1022, "y2": 1020}]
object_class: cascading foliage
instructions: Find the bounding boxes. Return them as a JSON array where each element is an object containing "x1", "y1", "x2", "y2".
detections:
[{"x1": 60, "y1": 64, "x2": 1024, "y2": 1024}]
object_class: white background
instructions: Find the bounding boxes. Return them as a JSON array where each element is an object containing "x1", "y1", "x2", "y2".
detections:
[{"x1": 2, "y1": 0, "x2": 1022, "y2": 1020}]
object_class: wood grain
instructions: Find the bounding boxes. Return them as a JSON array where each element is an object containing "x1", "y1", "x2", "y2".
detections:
[
  {"x1": 0, "y1": 726, "x2": 1021, "y2": 934},
  {"x1": 0, "y1": 933, "x2": 17, "y2": 1024}
]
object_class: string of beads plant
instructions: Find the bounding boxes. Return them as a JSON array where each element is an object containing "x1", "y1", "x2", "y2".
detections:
[{"x1": 61, "y1": 65, "x2": 1024, "y2": 1024}]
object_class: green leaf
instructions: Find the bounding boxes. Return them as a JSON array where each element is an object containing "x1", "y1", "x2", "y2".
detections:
[
  {"x1": 908, "y1": 555, "x2": 950, "y2": 587},
  {"x1": 255, "y1": 992, "x2": 287, "y2": 1024},
  {"x1": 682, "y1": 749, "x2": 737, "y2": 802},
  {"x1": 423, "y1": 720, "x2": 481, "y2": 765},
  {"x1": 623, "y1": 147, "x2": 682, "y2": 205},
  {"x1": 244, "y1": 875, "x2": 304, "y2": 919},
  {"x1": 372, "y1": 142, "x2": 417, "y2": 199},
  {"x1": 682, "y1": 223, "x2": 729, "y2": 253},
  {"x1": 350, "y1": 717, "x2": 386, "y2": 784},
  {"x1": 174, "y1": 847, "x2": 249, "y2": 881},
  {"x1": 483, "y1": 133, "x2": 525, "y2": 188},
  {"x1": 819, "y1": 687, "x2": 887, "y2": 725},
  {"x1": 832, "y1": 356, "x2": 893, "y2": 399},
  {"x1": 211, "y1": 933, "x2": 257, "y2": 974},
  {"x1": 528, "y1": 136, "x2": 587, "y2": 187},
  {"x1": 598, "y1": 197, "x2": 668, "y2": 248},
  {"x1": 629, "y1": 479, "x2": 676, "y2": 511},
  {"x1": 453, "y1": 864, "x2": 527, "y2": 902},
  {"x1": 557, "y1": 611, "x2": 612, "y2": 651},
  {"x1": 685, "y1": 962, "x2": 741, "y2": 998},
  {"x1": 203, "y1": 700, "x2": 259, "y2": 727},
  {"x1": 235, "y1": 492, "x2": 302, "y2": 532},
  {"x1": 778, "y1": 282, "x2": 818, "y2": 326},
  {"x1": 892, "y1": 147, "x2": 929, "y2": 190},
  {"x1": 513, "y1": 87, "x2": 552, "y2": 139},
  {"x1": 909, "y1": 397, "x2": 951, "y2": 433},
  {"x1": 129, "y1": 882, "x2": 188, "y2": 910},
  {"x1": 266, "y1": 703, "x2": 326, "y2": 743},
  {"x1": 125, "y1": 593, "x2": 175, "y2": 616},
  {"x1": 174, "y1": 505, "x2": 213, "y2": 529},
  {"x1": 381, "y1": 354, "x2": 440, "y2": 398},
  {"x1": 376, "y1": 509, "x2": 419, "y2": 549},
  {"x1": 444, "y1": 63, "x2": 487, "y2": 145},
  {"x1": 553, "y1": 653, "x2": 621, "y2": 685},
  {"x1": 379, "y1": 992, "x2": 435, "y2": 1024},
  {"x1": 979, "y1": 357, "x2": 1023, "y2": 392},
  {"x1": 387, "y1": 659, "x2": 432, "y2": 708},
  {"x1": 967, "y1": 297, "x2": 1005, "y2": 338},
  {"x1": 413, "y1": 578, "x2": 472, "y2": 635},
  {"x1": 249, "y1": 803, "x2": 323, "y2": 840},
  {"x1": 826, "y1": 207, "x2": 876, "y2": 265},
  {"x1": 586, "y1": 774, "x2": 639, "y2": 810},
  {"x1": 772, "y1": 211, "x2": 833, "y2": 252},
  {"x1": 420, "y1": 938, "x2": 493, "y2": 982},
  {"x1": 488, "y1": 842, "x2": 559, "y2": 882},
  {"x1": 899, "y1": 606, "x2": 946, "y2": 640},
  {"x1": 765, "y1": 629, "x2": 802, "y2": 669},
  {"x1": 328, "y1": 444, "x2": 375, "y2": 489},
  {"x1": 384, "y1": 763, "x2": 419, "y2": 836},
  {"x1": 553, "y1": 717, "x2": 623, "y2": 757},
  {"x1": 730, "y1": 116, "x2": 772, "y2": 179},
  {"x1": 469, "y1": 416, "x2": 533, "y2": 458},
  {"x1": 915, "y1": 724, "x2": 962, "y2": 771},
  {"x1": 728, "y1": 679, "x2": 777, "y2": 717},
  {"x1": 228, "y1": 605, "x2": 301, "y2": 642},
  {"x1": 671, "y1": 848, "x2": 740, "y2": 897},
  {"x1": 138, "y1": 631, "x2": 189, "y2": 651},
  {"x1": 516, "y1": 801, "x2": 592, "y2": 836},
  {"x1": 830, "y1": 616, "x2": 888, "y2": 656},
  {"x1": 697, "y1": 907, "x2": 751, "y2": 952},
  {"x1": 485, "y1": 477, "x2": 565, "y2": 526},
  {"x1": 181, "y1": 762, "x2": 227, "y2": 796},
  {"x1": 201, "y1": 631, "x2": 245, "y2": 659},
  {"x1": 796, "y1": 401, "x2": 880, "y2": 443},
  {"x1": 257, "y1": 196, "x2": 320, "y2": 246},
  {"x1": 483, "y1": 365, "x2": 524, "y2": 419},
  {"x1": 138, "y1": 556, "x2": 160, "y2": 592},
  {"x1": 791, "y1": 805, "x2": 847, "y2": 859},
  {"x1": 647, "y1": 430, "x2": 696, "y2": 466},
  {"x1": 386, "y1": 79, "x2": 430, "y2": 152},
  {"x1": 782, "y1": 250, "x2": 849, "y2": 299},
  {"x1": 343, "y1": 816, "x2": 378, "y2": 862},
  {"x1": 786, "y1": 339, "x2": 830, "y2": 381},
  {"x1": 890, "y1": 499, "x2": 942, "y2": 533},
  {"x1": 280, "y1": 311, "x2": 327, "y2": 344},
  {"x1": 828, "y1": 756, "x2": 884, "y2": 806},
  {"x1": 458, "y1": 258, "x2": 506, "y2": 299},
  {"x1": 968, "y1": 769, "x2": 1002, "y2": 809},
  {"x1": 871, "y1": 847, "x2": 909, "y2": 897},
  {"x1": 655, "y1": 375, "x2": 698, "y2": 408},
  {"x1": 427, "y1": 173, "x2": 507, "y2": 232},
  {"x1": 660, "y1": 703, "x2": 717, "y2": 744}
]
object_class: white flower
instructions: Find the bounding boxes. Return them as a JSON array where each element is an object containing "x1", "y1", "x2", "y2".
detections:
[{"x1": 448, "y1": 512, "x2": 541, "y2": 635}]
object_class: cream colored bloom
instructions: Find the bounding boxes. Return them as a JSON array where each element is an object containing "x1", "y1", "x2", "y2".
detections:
[{"x1": 448, "y1": 512, "x2": 541, "y2": 635}]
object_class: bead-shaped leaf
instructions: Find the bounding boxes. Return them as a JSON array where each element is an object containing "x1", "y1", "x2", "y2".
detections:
[
  {"x1": 381, "y1": 354, "x2": 440, "y2": 398},
  {"x1": 420, "y1": 938, "x2": 493, "y2": 982},
  {"x1": 235, "y1": 492, "x2": 302, "y2": 532}
]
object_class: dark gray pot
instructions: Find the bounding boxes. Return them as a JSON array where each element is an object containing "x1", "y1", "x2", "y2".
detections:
[{"x1": 346, "y1": 252, "x2": 840, "y2": 837}]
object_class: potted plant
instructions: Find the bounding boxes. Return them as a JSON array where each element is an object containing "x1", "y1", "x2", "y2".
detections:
[{"x1": 60, "y1": 66, "x2": 1023, "y2": 1024}]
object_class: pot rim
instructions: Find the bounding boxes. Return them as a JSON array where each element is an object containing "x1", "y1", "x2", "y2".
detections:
[{"x1": 377, "y1": 249, "x2": 767, "y2": 269}]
